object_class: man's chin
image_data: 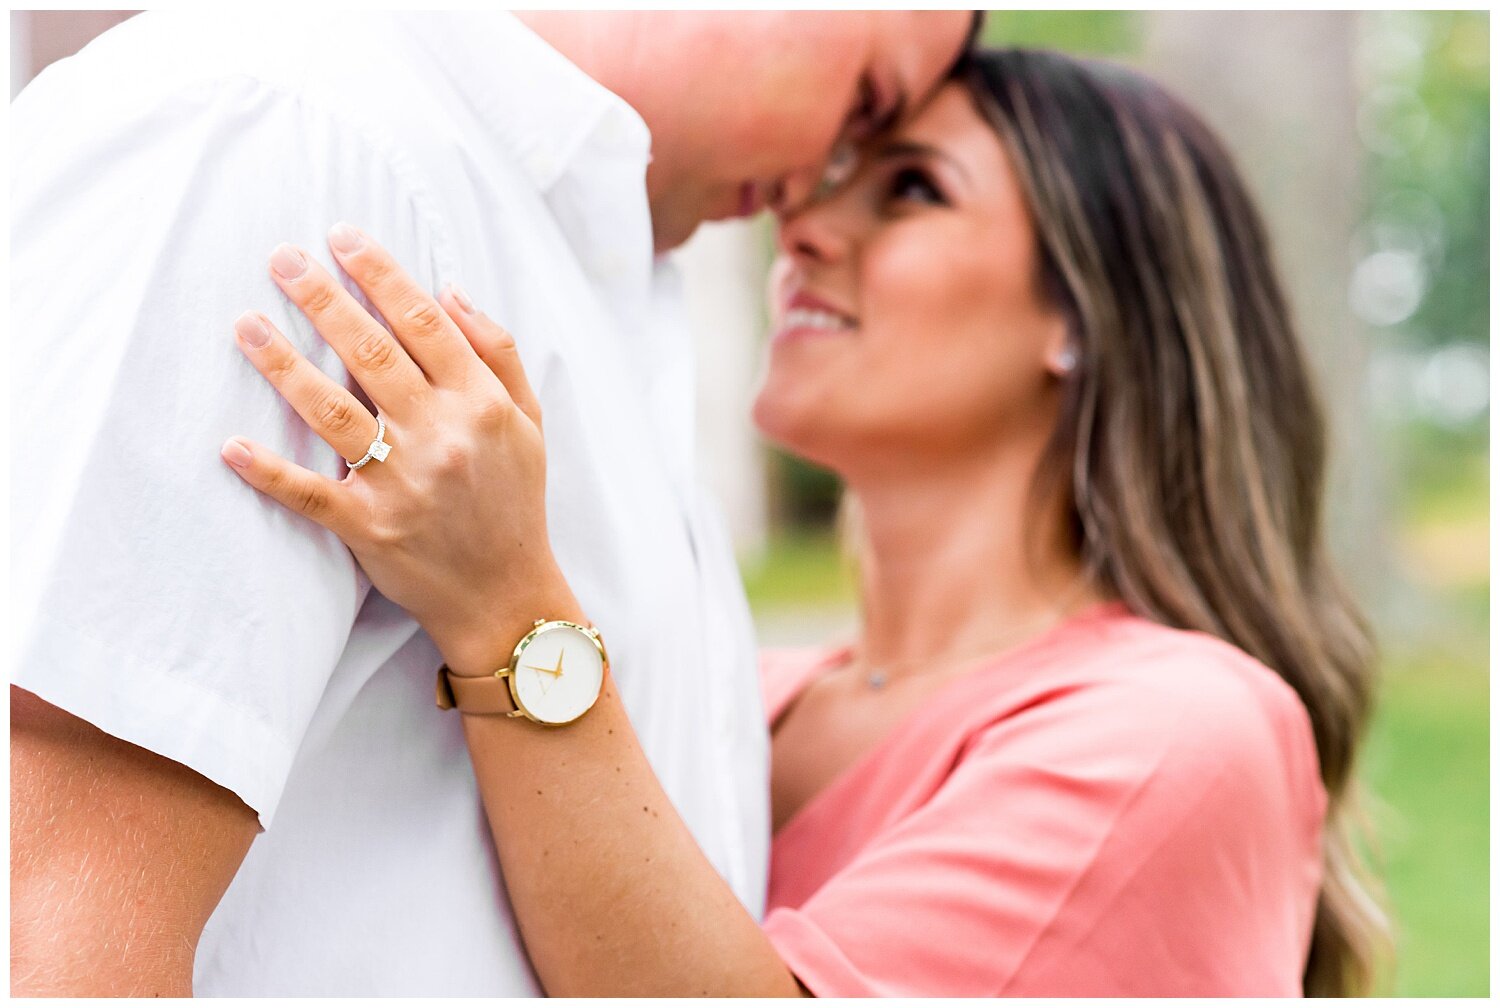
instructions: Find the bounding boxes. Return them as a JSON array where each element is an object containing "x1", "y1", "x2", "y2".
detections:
[
  {"x1": 654, "y1": 222, "x2": 699, "y2": 253},
  {"x1": 652, "y1": 214, "x2": 704, "y2": 255},
  {"x1": 650, "y1": 192, "x2": 749, "y2": 253}
]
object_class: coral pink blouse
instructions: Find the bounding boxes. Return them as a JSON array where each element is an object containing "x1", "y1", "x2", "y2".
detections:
[{"x1": 759, "y1": 601, "x2": 1326, "y2": 997}]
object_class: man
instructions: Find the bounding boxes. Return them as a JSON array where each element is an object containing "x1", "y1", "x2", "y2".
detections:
[{"x1": 10, "y1": 10, "x2": 975, "y2": 997}]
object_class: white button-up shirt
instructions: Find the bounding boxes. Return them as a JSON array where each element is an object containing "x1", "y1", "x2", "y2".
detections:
[{"x1": 11, "y1": 11, "x2": 767, "y2": 996}]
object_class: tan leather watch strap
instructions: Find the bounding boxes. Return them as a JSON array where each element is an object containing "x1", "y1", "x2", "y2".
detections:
[{"x1": 435, "y1": 666, "x2": 520, "y2": 716}]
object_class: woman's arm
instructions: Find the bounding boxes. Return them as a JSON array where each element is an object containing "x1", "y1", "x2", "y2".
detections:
[
  {"x1": 449, "y1": 628, "x2": 800, "y2": 997},
  {"x1": 221, "y1": 226, "x2": 805, "y2": 997}
]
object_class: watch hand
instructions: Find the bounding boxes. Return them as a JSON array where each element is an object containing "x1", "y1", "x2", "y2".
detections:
[{"x1": 525, "y1": 653, "x2": 567, "y2": 678}]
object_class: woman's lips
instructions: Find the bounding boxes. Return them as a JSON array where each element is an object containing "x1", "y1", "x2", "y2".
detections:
[{"x1": 772, "y1": 293, "x2": 859, "y2": 345}]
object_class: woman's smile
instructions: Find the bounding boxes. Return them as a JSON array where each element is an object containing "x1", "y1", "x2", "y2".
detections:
[{"x1": 773, "y1": 289, "x2": 860, "y2": 345}]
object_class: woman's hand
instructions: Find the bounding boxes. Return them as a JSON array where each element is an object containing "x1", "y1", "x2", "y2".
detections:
[
  {"x1": 221, "y1": 228, "x2": 803, "y2": 999},
  {"x1": 220, "y1": 224, "x2": 575, "y2": 674}
]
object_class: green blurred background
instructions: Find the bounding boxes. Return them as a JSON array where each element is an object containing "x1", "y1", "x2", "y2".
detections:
[{"x1": 743, "y1": 11, "x2": 1489, "y2": 998}]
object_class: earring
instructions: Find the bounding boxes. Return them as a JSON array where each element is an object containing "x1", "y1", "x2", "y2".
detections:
[{"x1": 1055, "y1": 346, "x2": 1079, "y2": 374}]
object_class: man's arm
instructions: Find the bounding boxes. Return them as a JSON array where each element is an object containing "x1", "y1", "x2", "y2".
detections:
[
  {"x1": 11, "y1": 56, "x2": 408, "y2": 997},
  {"x1": 11, "y1": 36, "x2": 444, "y2": 996},
  {"x1": 11, "y1": 687, "x2": 259, "y2": 997}
]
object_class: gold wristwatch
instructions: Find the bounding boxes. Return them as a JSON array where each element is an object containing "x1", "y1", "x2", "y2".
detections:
[{"x1": 435, "y1": 619, "x2": 608, "y2": 725}]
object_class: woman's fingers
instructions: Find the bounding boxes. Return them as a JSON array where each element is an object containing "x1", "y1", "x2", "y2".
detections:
[
  {"x1": 324, "y1": 224, "x2": 477, "y2": 389},
  {"x1": 268, "y1": 242, "x2": 427, "y2": 412},
  {"x1": 233, "y1": 312, "x2": 386, "y2": 466},
  {"x1": 439, "y1": 286, "x2": 543, "y2": 430},
  {"x1": 219, "y1": 436, "x2": 364, "y2": 542}
]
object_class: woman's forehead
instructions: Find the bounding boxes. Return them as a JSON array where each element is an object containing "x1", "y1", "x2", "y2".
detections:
[{"x1": 874, "y1": 84, "x2": 998, "y2": 171}]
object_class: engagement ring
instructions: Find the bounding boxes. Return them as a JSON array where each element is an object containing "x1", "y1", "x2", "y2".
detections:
[{"x1": 347, "y1": 415, "x2": 391, "y2": 470}]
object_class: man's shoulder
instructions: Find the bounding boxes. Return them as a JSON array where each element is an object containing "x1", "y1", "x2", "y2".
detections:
[
  {"x1": 17, "y1": 12, "x2": 480, "y2": 164},
  {"x1": 18, "y1": 12, "x2": 557, "y2": 229},
  {"x1": 26, "y1": 12, "x2": 402, "y2": 104}
]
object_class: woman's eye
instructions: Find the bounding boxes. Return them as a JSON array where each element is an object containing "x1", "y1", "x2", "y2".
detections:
[{"x1": 888, "y1": 167, "x2": 946, "y2": 206}]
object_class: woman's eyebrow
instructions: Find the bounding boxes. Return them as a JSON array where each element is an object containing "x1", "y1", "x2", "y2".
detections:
[{"x1": 872, "y1": 140, "x2": 972, "y2": 186}]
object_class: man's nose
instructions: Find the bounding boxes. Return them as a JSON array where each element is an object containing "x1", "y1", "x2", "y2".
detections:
[
  {"x1": 768, "y1": 165, "x2": 827, "y2": 219},
  {"x1": 769, "y1": 135, "x2": 860, "y2": 218}
]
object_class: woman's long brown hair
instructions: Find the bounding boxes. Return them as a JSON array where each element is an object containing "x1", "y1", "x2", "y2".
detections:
[{"x1": 961, "y1": 48, "x2": 1389, "y2": 995}]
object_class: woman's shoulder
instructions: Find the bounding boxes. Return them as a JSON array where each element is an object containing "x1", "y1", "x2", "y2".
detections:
[
  {"x1": 978, "y1": 606, "x2": 1327, "y2": 823},
  {"x1": 937, "y1": 604, "x2": 1312, "y2": 743},
  {"x1": 1073, "y1": 609, "x2": 1315, "y2": 739}
]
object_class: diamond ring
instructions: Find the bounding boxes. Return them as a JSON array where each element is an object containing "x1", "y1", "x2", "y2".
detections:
[{"x1": 347, "y1": 415, "x2": 392, "y2": 470}]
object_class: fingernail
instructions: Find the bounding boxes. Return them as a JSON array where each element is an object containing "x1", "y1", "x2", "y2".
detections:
[
  {"x1": 270, "y1": 243, "x2": 308, "y2": 281},
  {"x1": 234, "y1": 311, "x2": 272, "y2": 349},
  {"x1": 448, "y1": 283, "x2": 476, "y2": 315},
  {"x1": 221, "y1": 438, "x2": 253, "y2": 469},
  {"x1": 328, "y1": 222, "x2": 364, "y2": 255}
]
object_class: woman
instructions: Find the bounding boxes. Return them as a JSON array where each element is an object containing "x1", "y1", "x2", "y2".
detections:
[{"x1": 219, "y1": 49, "x2": 1384, "y2": 996}]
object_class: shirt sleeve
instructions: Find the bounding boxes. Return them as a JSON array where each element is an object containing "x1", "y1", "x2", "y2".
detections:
[
  {"x1": 10, "y1": 67, "x2": 446, "y2": 827},
  {"x1": 762, "y1": 663, "x2": 1325, "y2": 997}
]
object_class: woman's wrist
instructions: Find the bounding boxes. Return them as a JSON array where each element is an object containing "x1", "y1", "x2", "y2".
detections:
[{"x1": 430, "y1": 564, "x2": 586, "y2": 678}]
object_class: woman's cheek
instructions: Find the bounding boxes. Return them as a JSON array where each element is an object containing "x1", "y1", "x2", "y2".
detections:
[{"x1": 861, "y1": 237, "x2": 971, "y2": 346}]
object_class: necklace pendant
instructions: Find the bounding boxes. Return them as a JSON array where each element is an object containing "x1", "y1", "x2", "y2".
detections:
[{"x1": 868, "y1": 670, "x2": 888, "y2": 690}]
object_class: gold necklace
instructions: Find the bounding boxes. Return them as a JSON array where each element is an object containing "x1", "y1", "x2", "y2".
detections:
[
  {"x1": 856, "y1": 584, "x2": 1102, "y2": 692},
  {"x1": 857, "y1": 620, "x2": 1051, "y2": 691}
]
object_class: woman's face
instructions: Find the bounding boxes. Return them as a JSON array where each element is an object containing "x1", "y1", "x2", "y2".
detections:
[
  {"x1": 752, "y1": 81, "x2": 1071, "y2": 476},
  {"x1": 643, "y1": 11, "x2": 975, "y2": 251}
]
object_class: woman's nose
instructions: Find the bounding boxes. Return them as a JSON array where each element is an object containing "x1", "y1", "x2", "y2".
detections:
[{"x1": 774, "y1": 193, "x2": 855, "y2": 266}]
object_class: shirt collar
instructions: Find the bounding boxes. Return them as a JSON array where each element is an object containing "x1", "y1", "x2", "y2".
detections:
[{"x1": 396, "y1": 11, "x2": 652, "y2": 192}]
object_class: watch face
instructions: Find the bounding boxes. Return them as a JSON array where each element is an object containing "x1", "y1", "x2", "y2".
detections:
[{"x1": 511, "y1": 624, "x2": 606, "y2": 725}]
